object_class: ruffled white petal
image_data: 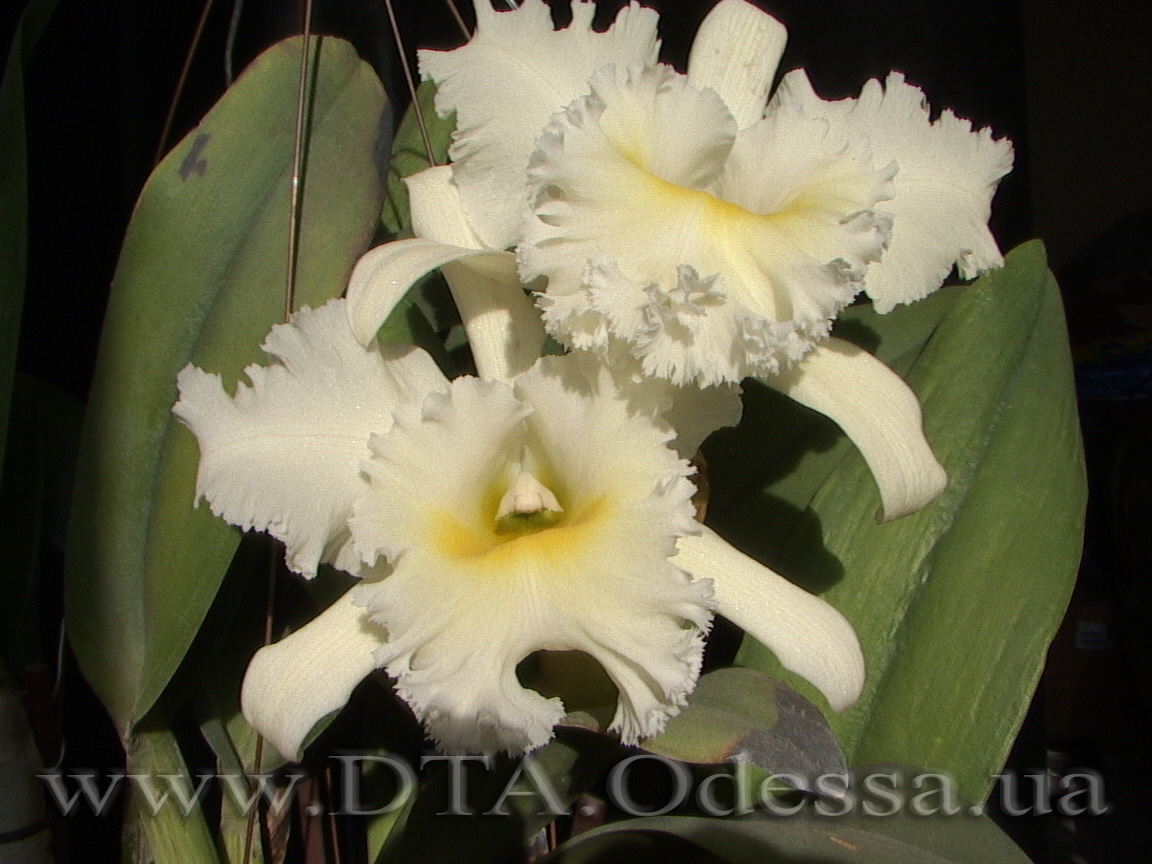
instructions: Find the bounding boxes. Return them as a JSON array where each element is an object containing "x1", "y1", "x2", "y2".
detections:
[
  {"x1": 523, "y1": 64, "x2": 893, "y2": 385},
  {"x1": 675, "y1": 526, "x2": 865, "y2": 711},
  {"x1": 688, "y1": 0, "x2": 787, "y2": 129},
  {"x1": 173, "y1": 300, "x2": 447, "y2": 576},
  {"x1": 350, "y1": 356, "x2": 711, "y2": 753},
  {"x1": 419, "y1": 0, "x2": 661, "y2": 250},
  {"x1": 591, "y1": 341, "x2": 743, "y2": 457},
  {"x1": 662, "y1": 379, "x2": 743, "y2": 458},
  {"x1": 405, "y1": 167, "x2": 546, "y2": 380},
  {"x1": 345, "y1": 238, "x2": 515, "y2": 348},
  {"x1": 241, "y1": 589, "x2": 387, "y2": 760},
  {"x1": 773, "y1": 70, "x2": 1014, "y2": 312},
  {"x1": 764, "y1": 337, "x2": 947, "y2": 520}
]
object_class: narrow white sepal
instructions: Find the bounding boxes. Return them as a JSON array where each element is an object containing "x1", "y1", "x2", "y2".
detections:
[
  {"x1": 404, "y1": 167, "x2": 546, "y2": 380},
  {"x1": 241, "y1": 590, "x2": 386, "y2": 761},
  {"x1": 675, "y1": 526, "x2": 865, "y2": 711},
  {"x1": 764, "y1": 337, "x2": 947, "y2": 520},
  {"x1": 406, "y1": 165, "x2": 486, "y2": 249},
  {"x1": 688, "y1": 0, "x2": 788, "y2": 129},
  {"x1": 345, "y1": 238, "x2": 515, "y2": 346}
]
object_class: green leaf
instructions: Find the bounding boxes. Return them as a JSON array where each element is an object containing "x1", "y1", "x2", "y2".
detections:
[
  {"x1": 65, "y1": 36, "x2": 390, "y2": 736},
  {"x1": 641, "y1": 669, "x2": 846, "y2": 784},
  {"x1": 0, "y1": 0, "x2": 57, "y2": 465},
  {"x1": 548, "y1": 808, "x2": 1031, "y2": 864},
  {"x1": 381, "y1": 80, "x2": 455, "y2": 239},
  {"x1": 711, "y1": 242, "x2": 1084, "y2": 801}
]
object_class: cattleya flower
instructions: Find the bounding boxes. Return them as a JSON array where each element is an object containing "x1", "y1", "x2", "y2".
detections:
[
  {"x1": 347, "y1": 0, "x2": 1013, "y2": 521},
  {"x1": 174, "y1": 300, "x2": 864, "y2": 757}
]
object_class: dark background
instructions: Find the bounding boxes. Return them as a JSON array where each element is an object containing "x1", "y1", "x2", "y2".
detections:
[{"x1": 4, "y1": 1, "x2": 1151, "y2": 862}]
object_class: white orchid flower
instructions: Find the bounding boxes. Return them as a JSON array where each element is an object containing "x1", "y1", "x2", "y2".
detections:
[
  {"x1": 174, "y1": 299, "x2": 863, "y2": 758},
  {"x1": 350, "y1": 0, "x2": 983, "y2": 521},
  {"x1": 516, "y1": 0, "x2": 1013, "y2": 386}
]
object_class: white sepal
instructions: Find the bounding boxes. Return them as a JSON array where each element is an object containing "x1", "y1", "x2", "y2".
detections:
[
  {"x1": 688, "y1": 0, "x2": 788, "y2": 129},
  {"x1": 405, "y1": 167, "x2": 546, "y2": 381},
  {"x1": 345, "y1": 238, "x2": 515, "y2": 348},
  {"x1": 675, "y1": 526, "x2": 865, "y2": 712},
  {"x1": 765, "y1": 337, "x2": 947, "y2": 520},
  {"x1": 241, "y1": 589, "x2": 387, "y2": 761}
]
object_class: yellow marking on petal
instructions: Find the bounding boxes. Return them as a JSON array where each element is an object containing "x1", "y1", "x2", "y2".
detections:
[
  {"x1": 626, "y1": 167, "x2": 795, "y2": 320},
  {"x1": 637, "y1": 166, "x2": 805, "y2": 228},
  {"x1": 431, "y1": 496, "x2": 612, "y2": 574}
]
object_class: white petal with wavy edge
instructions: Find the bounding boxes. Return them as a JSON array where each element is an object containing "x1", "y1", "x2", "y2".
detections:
[
  {"x1": 773, "y1": 70, "x2": 1013, "y2": 312},
  {"x1": 173, "y1": 300, "x2": 447, "y2": 577},
  {"x1": 405, "y1": 167, "x2": 545, "y2": 380},
  {"x1": 688, "y1": 0, "x2": 787, "y2": 129},
  {"x1": 764, "y1": 337, "x2": 947, "y2": 521},
  {"x1": 591, "y1": 341, "x2": 743, "y2": 457},
  {"x1": 675, "y1": 526, "x2": 865, "y2": 711},
  {"x1": 350, "y1": 356, "x2": 711, "y2": 753},
  {"x1": 419, "y1": 0, "x2": 660, "y2": 250},
  {"x1": 241, "y1": 589, "x2": 387, "y2": 760},
  {"x1": 345, "y1": 238, "x2": 515, "y2": 347},
  {"x1": 663, "y1": 379, "x2": 743, "y2": 458},
  {"x1": 523, "y1": 64, "x2": 892, "y2": 385}
]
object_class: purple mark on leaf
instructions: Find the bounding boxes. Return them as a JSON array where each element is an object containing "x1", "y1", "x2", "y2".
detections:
[{"x1": 179, "y1": 133, "x2": 210, "y2": 181}]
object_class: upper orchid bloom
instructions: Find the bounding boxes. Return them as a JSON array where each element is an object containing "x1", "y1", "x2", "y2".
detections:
[
  {"x1": 173, "y1": 299, "x2": 863, "y2": 758},
  {"x1": 515, "y1": 0, "x2": 1012, "y2": 388},
  {"x1": 350, "y1": 0, "x2": 978, "y2": 520}
]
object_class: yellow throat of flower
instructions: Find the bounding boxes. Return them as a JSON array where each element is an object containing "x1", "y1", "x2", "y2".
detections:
[{"x1": 430, "y1": 469, "x2": 611, "y2": 572}]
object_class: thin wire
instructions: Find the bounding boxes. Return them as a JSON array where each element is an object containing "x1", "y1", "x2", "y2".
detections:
[
  {"x1": 224, "y1": 0, "x2": 245, "y2": 85},
  {"x1": 443, "y1": 0, "x2": 471, "y2": 38},
  {"x1": 154, "y1": 0, "x2": 217, "y2": 166},
  {"x1": 248, "y1": 8, "x2": 315, "y2": 861},
  {"x1": 285, "y1": 0, "x2": 316, "y2": 321},
  {"x1": 324, "y1": 763, "x2": 343, "y2": 864},
  {"x1": 242, "y1": 548, "x2": 277, "y2": 864},
  {"x1": 48, "y1": 620, "x2": 67, "y2": 770},
  {"x1": 383, "y1": 0, "x2": 437, "y2": 166},
  {"x1": 51, "y1": 620, "x2": 66, "y2": 702}
]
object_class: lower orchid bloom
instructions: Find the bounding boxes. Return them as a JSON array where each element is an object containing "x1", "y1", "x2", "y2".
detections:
[{"x1": 173, "y1": 299, "x2": 863, "y2": 757}]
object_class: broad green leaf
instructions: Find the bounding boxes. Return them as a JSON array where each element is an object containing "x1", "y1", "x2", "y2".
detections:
[
  {"x1": 0, "y1": 0, "x2": 57, "y2": 465},
  {"x1": 65, "y1": 36, "x2": 390, "y2": 736},
  {"x1": 641, "y1": 669, "x2": 846, "y2": 785},
  {"x1": 122, "y1": 725, "x2": 221, "y2": 864},
  {"x1": 548, "y1": 808, "x2": 1031, "y2": 864},
  {"x1": 711, "y1": 242, "x2": 1084, "y2": 801}
]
